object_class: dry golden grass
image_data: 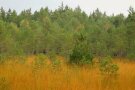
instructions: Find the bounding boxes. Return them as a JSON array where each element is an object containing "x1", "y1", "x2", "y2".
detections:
[{"x1": 0, "y1": 56, "x2": 135, "y2": 90}]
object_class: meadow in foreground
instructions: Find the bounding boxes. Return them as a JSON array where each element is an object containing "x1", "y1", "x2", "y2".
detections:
[{"x1": 0, "y1": 56, "x2": 135, "y2": 90}]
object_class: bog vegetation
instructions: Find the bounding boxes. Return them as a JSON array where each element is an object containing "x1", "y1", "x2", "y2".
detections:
[
  {"x1": 0, "y1": 3, "x2": 135, "y2": 90},
  {"x1": 0, "y1": 56, "x2": 135, "y2": 90}
]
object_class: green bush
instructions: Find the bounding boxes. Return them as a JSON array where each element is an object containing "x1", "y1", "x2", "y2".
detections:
[
  {"x1": 69, "y1": 33, "x2": 93, "y2": 65},
  {"x1": 99, "y1": 56, "x2": 119, "y2": 75},
  {"x1": 70, "y1": 46, "x2": 93, "y2": 65}
]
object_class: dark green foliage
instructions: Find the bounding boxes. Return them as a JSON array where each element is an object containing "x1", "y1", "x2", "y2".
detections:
[
  {"x1": 0, "y1": 5, "x2": 135, "y2": 61},
  {"x1": 125, "y1": 7, "x2": 135, "y2": 59},
  {"x1": 70, "y1": 33, "x2": 93, "y2": 65}
]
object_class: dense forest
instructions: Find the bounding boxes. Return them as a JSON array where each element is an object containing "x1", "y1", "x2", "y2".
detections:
[{"x1": 0, "y1": 3, "x2": 135, "y2": 60}]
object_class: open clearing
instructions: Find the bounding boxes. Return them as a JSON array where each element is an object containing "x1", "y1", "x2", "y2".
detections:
[{"x1": 0, "y1": 56, "x2": 135, "y2": 90}]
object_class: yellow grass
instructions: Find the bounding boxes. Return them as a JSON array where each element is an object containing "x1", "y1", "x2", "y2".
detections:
[{"x1": 0, "y1": 56, "x2": 135, "y2": 90}]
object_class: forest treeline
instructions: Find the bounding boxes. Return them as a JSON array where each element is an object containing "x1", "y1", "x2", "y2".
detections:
[{"x1": 0, "y1": 3, "x2": 135, "y2": 59}]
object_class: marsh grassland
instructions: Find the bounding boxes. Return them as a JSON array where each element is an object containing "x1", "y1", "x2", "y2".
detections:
[{"x1": 0, "y1": 56, "x2": 135, "y2": 90}]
